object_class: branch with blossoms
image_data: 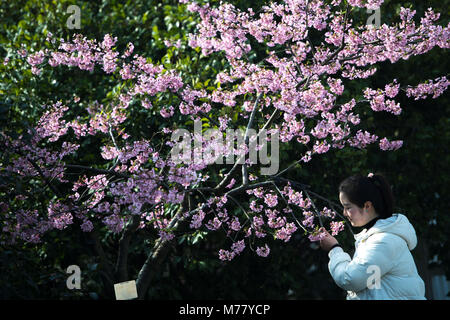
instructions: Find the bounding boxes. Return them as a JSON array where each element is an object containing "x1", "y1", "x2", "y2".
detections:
[{"x1": 1, "y1": 0, "x2": 449, "y2": 299}]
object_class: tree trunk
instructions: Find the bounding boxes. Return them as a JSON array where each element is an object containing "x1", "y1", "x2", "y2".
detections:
[{"x1": 135, "y1": 205, "x2": 188, "y2": 299}]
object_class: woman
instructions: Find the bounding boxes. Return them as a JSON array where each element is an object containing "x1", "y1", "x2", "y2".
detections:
[{"x1": 319, "y1": 173, "x2": 426, "y2": 300}]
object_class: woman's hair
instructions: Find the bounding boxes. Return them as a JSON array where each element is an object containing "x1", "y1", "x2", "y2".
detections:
[{"x1": 338, "y1": 172, "x2": 395, "y2": 218}]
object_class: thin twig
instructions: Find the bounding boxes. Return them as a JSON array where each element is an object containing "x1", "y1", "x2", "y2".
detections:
[
  {"x1": 214, "y1": 106, "x2": 279, "y2": 191},
  {"x1": 108, "y1": 124, "x2": 120, "y2": 171},
  {"x1": 225, "y1": 194, "x2": 254, "y2": 245},
  {"x1": 322, "y1": 3, "x2": 351, "y2": 66},
  {"x1": 270, "y1": 181, "x2": 307, "y2": 233},
  {"x1": 65, "y1": 164, "x2": 129, "y2": 178},
  {"x1": 303, "y1": 189, "x2": 323, "y2": 228},
  {"x1": 26, "y1": 158, "x2": 62, "y2": 197},
  {"x1": 242, "y1": 92, "x2": 263, "y2": 186}
]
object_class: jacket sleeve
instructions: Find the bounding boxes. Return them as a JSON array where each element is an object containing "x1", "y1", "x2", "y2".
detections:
[{"x1": 328, "y1": 234, "x2": 398, "y2": 292}]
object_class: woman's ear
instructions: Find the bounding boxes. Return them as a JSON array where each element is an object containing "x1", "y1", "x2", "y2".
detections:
[{"x1": 364, "y1": 201, "x2": 372, "y2": 211}]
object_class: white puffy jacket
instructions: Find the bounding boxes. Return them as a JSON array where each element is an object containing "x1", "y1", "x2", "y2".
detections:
[{"x1": 328, "y1": 213, "x2": 426, "y2": 300}]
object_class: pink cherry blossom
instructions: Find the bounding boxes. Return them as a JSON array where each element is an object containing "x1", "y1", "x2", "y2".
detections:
[
  {"x1": 379, "y1": 137, "x2": 403, "y2": 151},
  {"x1": 406, "y1": 76, "x2": 449, "y2": 100},
  {"x1": 256, "y1": 244, "x2": 270, "y2": 257},
  {"x1": 26, "y1": 50, "x2": 45, "y2": 66},
  {"x1": 330, "y1": 221, "x2": 345, "y2": 236},
  {"x1": 3, "y1": 0, "x2": 449, "y2": 268}
]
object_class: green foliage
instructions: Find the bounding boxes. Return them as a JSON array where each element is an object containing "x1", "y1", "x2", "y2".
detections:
[{"x1": 0, "y1": 0, "x2": 448, "y2": 300}]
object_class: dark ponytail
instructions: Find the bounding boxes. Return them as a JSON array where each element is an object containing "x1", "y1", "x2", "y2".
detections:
[{"x1": 338, "y1": 172, "x2": 395, "y2": 218}]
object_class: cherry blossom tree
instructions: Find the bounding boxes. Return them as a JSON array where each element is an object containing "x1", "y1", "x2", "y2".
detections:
[{"x1": 1, "y1": 0, "x2": 448, "y2": 298}]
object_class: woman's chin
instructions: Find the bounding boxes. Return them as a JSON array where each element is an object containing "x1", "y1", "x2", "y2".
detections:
[{"x1": 350, "y1": 221, "x2": 364, "y2": 227}]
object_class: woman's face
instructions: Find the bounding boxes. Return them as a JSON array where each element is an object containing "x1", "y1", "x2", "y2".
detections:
[{"x1": 339, "y1": 192, "x2": 368, "y2": 227}]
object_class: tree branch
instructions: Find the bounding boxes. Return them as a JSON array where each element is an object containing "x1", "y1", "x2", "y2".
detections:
[
  {"x1": 135, "y1": 201, "x2": 188, "y2": 299},
  {"x1": 242, "y1": 92, "x2": 262, "y2": 186},
  {"x1": 65, "y1": 164, "x2": 130, "y2": 178},
  {"x1": 24, "y1": 157, "x2": 117, "y2": 291},
  {"x1": 214, "y1": 106, "x2": 280, "y2": 192},
  {"x1": 115, "y1": 214, "x2": 141, "y2": 282},
  {"x1": 225, "y1": 180, "x2": 274, "y2": 197},
  {"x1": 270, "y1": 181, "x2": 308, "y2": 234},
  {"x1": 26, "y1": 158, "x2": 62, "y2": 197}
]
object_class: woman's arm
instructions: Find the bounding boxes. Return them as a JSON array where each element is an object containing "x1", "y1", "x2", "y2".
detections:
[{"x1": 328, "y1": 233, "x2": 398, "y2": 292}]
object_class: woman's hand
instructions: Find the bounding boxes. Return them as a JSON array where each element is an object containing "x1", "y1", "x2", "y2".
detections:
[{"x1": 319, "y1": 227, "x2": 339, "y2": 251}]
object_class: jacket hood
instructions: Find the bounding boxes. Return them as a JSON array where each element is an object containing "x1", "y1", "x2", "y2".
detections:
[{"x1": 355, "y1": 214, "x2": 418, "y2": 250}]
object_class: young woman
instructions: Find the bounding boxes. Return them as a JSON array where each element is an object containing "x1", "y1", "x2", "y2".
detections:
[{"x1": 319, "y1": 173, "x2": 426, "y2": 300}]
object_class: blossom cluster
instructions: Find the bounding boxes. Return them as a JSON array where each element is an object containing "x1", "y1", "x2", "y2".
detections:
[
  {"x1": 2, "y1": 0, "x2": 449, "y2": 261},
  {"x1": 184, "y1": 0, "x2": 449, "y2": 163},
  {"x1": 405, "y1": 76, "x2": 449, "y2": 100}
]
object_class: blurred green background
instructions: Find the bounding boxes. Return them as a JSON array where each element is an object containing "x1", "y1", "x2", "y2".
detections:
[{"x1": 0, "y1": 0, "x2": 448, "y2": 299}]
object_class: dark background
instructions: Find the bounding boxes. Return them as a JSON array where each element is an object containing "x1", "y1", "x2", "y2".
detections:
[{"x1": 0, "y1": 0, "x2": 448, "y2": 299}]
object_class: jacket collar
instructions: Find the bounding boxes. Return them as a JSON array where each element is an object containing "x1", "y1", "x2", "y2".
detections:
[{"x1": 354, "y1": 216, "x2": 384, "y2": 241}]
